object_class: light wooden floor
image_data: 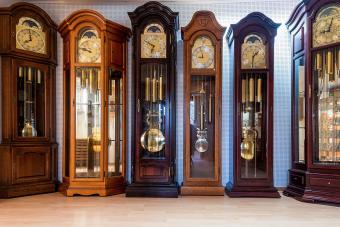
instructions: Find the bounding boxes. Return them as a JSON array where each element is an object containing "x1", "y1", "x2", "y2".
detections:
[{"x1": 0, "y1": 192, "x2": 339, "y2": 227}]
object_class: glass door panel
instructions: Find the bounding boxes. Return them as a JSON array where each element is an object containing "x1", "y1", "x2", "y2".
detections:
[
  {"x1": 240, "y1": 72, "x2": 267, "y2": 178},
  {"x1": 75, "y1": 67, "x2": 101, "y2": 178},
  {"x1": 17, "y1": 66, "x2": 45, "y2": 137},
  {"x1": 313, "y1": 47, "x2": 340, "y2": 164},
  {"x1": 108, "y1": 69, "x2": 123, "y2": 177},
  {"x1": 140, "y1": 63, "x2": 167, "y2": 159},
  {"x1": 189, "y1": 75, "x2": 215, "y2": 179},
  {"x1": 294, "y1": 57, "x2": 306, "y2": 163}
]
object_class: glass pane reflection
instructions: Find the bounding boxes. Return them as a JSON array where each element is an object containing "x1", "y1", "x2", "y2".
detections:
[{"x1": 75, "y1": 67, "x2": 101, "y2": 178}]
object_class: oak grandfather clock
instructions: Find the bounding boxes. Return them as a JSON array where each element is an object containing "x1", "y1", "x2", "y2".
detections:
[
  {"x1": 181, "y1": 11, "x2": 225, "y2": 196},
  {"x1": 0, "y1": 2, "x2": 58, "y2": 198},
  {"x1": 226, "y1": 12, "x2": 280, "y2": 198},
  {"x1": 126, "y1": 1, "x2": 179, "y2": 197},
  {"x1": 58, "y1": 10, "x2": 131, "y2": 196}
]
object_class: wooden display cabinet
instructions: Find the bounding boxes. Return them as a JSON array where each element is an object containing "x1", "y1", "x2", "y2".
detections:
[
  {"x1": 284, "y1": 0, "x2": 340, "y2": 204},
  {"x1": 0, "y1": 2, "x2": 58, "y2": 198},
  {"x1": 126, "y1": 1, "x2": 179, "y2": 197},
  {"x1": 181, "y1": 11, "x2": 225, "y2": 196},
  {"x1": 58, "y1": 10, "x2": 131, "y2": 196},
  {"x1": 226, "y1": 12, "x2": 280, "y2": 197}
]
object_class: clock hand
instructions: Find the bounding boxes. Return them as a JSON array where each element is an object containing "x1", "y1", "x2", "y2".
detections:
[
  {"x1": 327, "y1": 18, "x2": 333, "y2": 32},
  {"x1": 144, "y1": 40, "x2": 155, "y2": 48},
  {"x1": 28, "y1": 30, "x2": 32, "y2": 41},
  {"x1": 80, "y1": 47, "x2": 92, "y2": 53}
]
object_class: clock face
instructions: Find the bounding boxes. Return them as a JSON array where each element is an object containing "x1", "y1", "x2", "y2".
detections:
[
  {"x1": 77, "y1": 29, "x2": 101, "y2": 63},
  {"x1": 192, "y1": 36, "x2": 214, "y2": 69},
  {"x1": 141, "y1": 23, "x2": 166, "y2": 58},
  {"x1": 16, "y1": 17, "x2": 46, "y2": 54},
  {"x1": 313, "y1": 4, "x2": 340, "y2": 48},
  {"x1": 241, "y1": 34, "x2": 267, "y2": 69}
]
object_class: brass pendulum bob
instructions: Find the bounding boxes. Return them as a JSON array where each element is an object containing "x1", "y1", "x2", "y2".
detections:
[{"x1": 240, "y1": 129, "x2": 255, "y2": 161}]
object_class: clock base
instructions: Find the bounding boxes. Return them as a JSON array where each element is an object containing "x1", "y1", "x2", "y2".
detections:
[
  {"x1": 59, "y1": 177, "x2": 125, "y2": 197},
  {"x1": 226, "y1": 185, "x2": 280, "y2": 198},
  {"x1": 126, "y1": 183, "x2": 179, "y2": 198},
  {"x1": 180, "y1": 185, "x2": 225, "y2": 196}
]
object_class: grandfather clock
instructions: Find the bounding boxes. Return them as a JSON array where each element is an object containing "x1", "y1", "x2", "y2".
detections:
[
  {"x1": 226, "y1": 12, "x2": 280, "y2": 197},
  {"x1": 284, "y1": 0, "x2": 340, "y2": 204},
  {"x1": 58, "y1": 10, "x2": 131, "y2": 196},
  {"x1": 0, "y1": 2, "x2": 58, "y2": 198},
  {"x1": 181, "y1": 11, "x2": 225, "y2": 196},
  {"x1": 126, "y1": 1, "x2": 179, "y2": 197}
]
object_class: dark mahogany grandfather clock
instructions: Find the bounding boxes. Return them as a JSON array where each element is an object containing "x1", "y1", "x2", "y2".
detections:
[
  {"x1": 181, "y1": 11, "x2": 225, "y2": 196},
  {"x1": 226, "y1": 12, "x2": 280, "y2": 197},
  {"x1": 126, "y1": 1, "x2": 179, "y2": 197},
  {"x1": 284, "y1": 0, "x2": 340, "y2": 204},
  {"x1": 0, "y1": 2, "x2": 58, "y2": 198}
]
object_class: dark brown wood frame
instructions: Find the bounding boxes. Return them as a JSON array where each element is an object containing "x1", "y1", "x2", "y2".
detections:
[
  {"x1": 284, "y1": 0, "x2": 340, "y2": 204},
  {"x1": 58, "y1": 9, "x2": 131, "y2": 196},
  {"x1": 0, "y1": 2, "x2": 58, "y2": 198},
  {"x1": 181, "y1": 11, "x2": 225, "y2": 196},
  {"x1": 126, "y1": 1, "x2": 179, "y2": 198},
  {"x1": 226, "y1": 12, "x2": 280, "y2": 198}
]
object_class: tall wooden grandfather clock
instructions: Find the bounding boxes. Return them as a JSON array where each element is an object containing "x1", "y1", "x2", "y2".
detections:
[
  {"x1": 58, "y1": 10, "x2": 131, "y2": 196},
  {"x1": 181, "y1": 11, "x2": 225, "y2": 196},
  {"x1": 226, "y1": 12, "x2": 280, "y2": 197},
  {"x1": 284, "y1": 0, "x2": 340, "y2": 204},
  {"x1": 126, "y1": 1, "x2": 179, "y2": 197},
  {"x1": 0, "y1": 2, "x2": 58, "y2": 198}
]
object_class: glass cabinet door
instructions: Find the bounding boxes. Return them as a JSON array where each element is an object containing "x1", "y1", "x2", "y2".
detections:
[
  {"x1": 140, "y1": 63, "x2": 167, "y2": 159},
  {"x1": 240, "y1": 73, "x2": 267, "y2": 178},
  {"x1": 75, "y1": 67, "x2": 101, "y2": 178},
  {"x1": 313, "y1": 47, "x2": 340, "y2": 165},
  {"x1": 17, "y1": 66, "x2": 45, "y2": 137},
  {"x1": 108, "y1": 69, "x2": 123, "y2": 177},
  {"x1": 189, "y1": 75, "x2": 215, "y2": 179},
  {"x1": 294, "y1": 57, "x2": 305, "y2": 163}
]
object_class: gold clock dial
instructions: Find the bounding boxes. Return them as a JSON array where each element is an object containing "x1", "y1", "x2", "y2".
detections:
[
  {"x1": 192, "y1": 36, "x2": 214, "y2": 69},
  {"x1": 77, "y1": 29, "x2": 101, "y2": 63},
  {"x1": 141, "y1": 23, "x2": 166, "y2": 58},
  {"x1": 313, "y1": 4, "x2": 340, "y2": 48},
  {"x1": 241, "y1": 34, "x2": 266, "y2": 69},
  {"x1": 16, "y1": 17, "x2": 46, "y2": 54}
]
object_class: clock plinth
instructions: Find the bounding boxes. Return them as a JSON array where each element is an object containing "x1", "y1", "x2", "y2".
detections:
[{"x1": 126, "y1": 183, "x2": 179, "y2": 198}]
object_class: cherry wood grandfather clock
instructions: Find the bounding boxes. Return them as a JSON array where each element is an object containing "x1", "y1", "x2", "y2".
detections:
[
  {"x1": 126, "y1": 1, "x2": 179, "y2": 197},
  {"x1": 0, "y1": 2, "x2": 58, "y2": 198},
  {"x1": 284, "y1": 0, "x2": 340, "y2": 204},
  {"x1": 226, "y1": 12, "x2": 280, "y2": 198},
  {"x1": 58, "y1": 10, "x2": 131, "y2": 196},
  {"x1": 181, "y1": 11, "x2": 225, "y2": 196}
]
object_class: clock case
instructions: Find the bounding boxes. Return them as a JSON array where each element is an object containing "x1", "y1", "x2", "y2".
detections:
[
  {"x1": 181, "y1": 11, "x2": 225, "y2": 196},
  {"x1": 126, "y1": 1, "x2": 179, "y2": 197},
  {"x1": 226, "y1": 12, "x2": 280, "y2": 198},
  {"x1": 284, "y1": 0, "x2": 340, "y2": 204},
  {"x1": 58, "y1": 10, "x2": 131, "y2": 196},
  {"x1": 0, "y1": 2, "x2": 58, "y2": 198}
]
